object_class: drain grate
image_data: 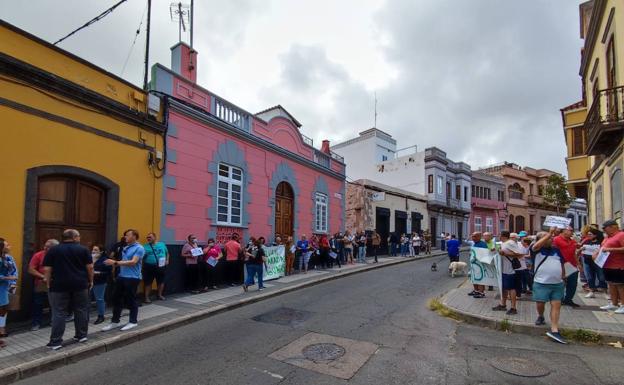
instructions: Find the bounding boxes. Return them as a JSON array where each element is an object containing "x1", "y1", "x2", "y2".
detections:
[
  {"x1": 252, "y1": 307, "x2": 313, "y2": 326},
  {"x1": 488, "y1": 357, "x2": 550, "y2": 378},
  {"x1": 302, "y1": 343, "x2": 346, "y2": 362}
]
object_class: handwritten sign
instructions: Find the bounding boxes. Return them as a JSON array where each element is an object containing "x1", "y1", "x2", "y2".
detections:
[
  {"x1": 543, "y1": 215, "x2": 571, "y2": 229},
  {"x1": 191, "y1": 247, "x2": 204, "y2": 257},
  {"x1": 263, "y1": 245, "x2": 285, "y2": 280},
  {"x1": 469, "y1": 248, "x2": 498, "y2": 287},
  {"x1": 581, "y1": 244, "x2": 600, "y2": 256}
]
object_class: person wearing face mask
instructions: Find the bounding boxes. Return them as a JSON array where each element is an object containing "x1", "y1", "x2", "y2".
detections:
[
  {"x1": 181, "y1": 234, "x2": 201, "y2": 294},
  {"x1": 202, "y1": 239, "x2": 222, "y2": 290},
  {"x1": 91, "y1": 245, "x2": 111, "y2": 325}
]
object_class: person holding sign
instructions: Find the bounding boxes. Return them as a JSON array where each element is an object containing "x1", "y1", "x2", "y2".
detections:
[
  {"x1": 579, "y1": 228, "x2": 606, "y2": 298},
  {"x1": 142, "y1": 233, "x2": 169, "y2": 303},
  {"x1": 530, "y1": 229, "x2": 567, "y2": 344},
  {"x1": 243, "y1": 238, "x2": 267, "y2": 292},
  {"x1": 202, "y1": 239, "x2": 222, "y2": 290},
  {"x1": 492, "y1": 231, "x2": 523, "y2": 315},
  {"x1": 468, "y1": 232, "x2": 487, "y2": 298},
  {"x1": 181, "y1": 234, "x2": 201, "y2": 294},
  {"x1": 553, "y1": 226, "x2": 580, "y2": 308},
  {"x1": 285, "y1": 236, "x2": 295, "y2": 275},
  {"x1": 598, "y1": 220, "x2": 624, "y2": 313}
]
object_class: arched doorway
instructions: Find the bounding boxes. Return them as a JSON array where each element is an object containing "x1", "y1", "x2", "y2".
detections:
[
  {"x1": 35, "y1": 176, "x2": 107, "y2": 250},
  {"x1": 508, "y1": 214, "x2": 514, "y2": 232},
  {"x1": 275, "y1": 182, "x2": 294, "y2": 238}
]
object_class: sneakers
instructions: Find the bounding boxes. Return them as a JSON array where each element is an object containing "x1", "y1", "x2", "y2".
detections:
[
  {"x1": 584, "y1": 292, "x2": 595, "y2": 298},
  {"x1": 546, "y1": 331, "x2": 567, "y2": 344},
  {"x1": 473, "y1": 292, "x2": 485, "y2": 298},
  {"x1": 46, "y1": 342, "x2": 63, "y2": 350},
  {"x1": 94, "y1": 316, "x2": 105, "y2": 325},
  {"x1": 120, "y1": 323, "x2": 138, "y2": 331},
  {"x1": 615, "y1": 306, "x2": 624, "y2": 314},
  {"x1": 535, "y1": 316, "x2": 546, "y2": 326},
  {"x1": 73, "y1": 336, "x2": 88, "y2": 343},
  {"x1": 101, "y1": 322, "x2": 121, "y2": 332},
  {"x1": 506, "y1": 308, "x2": 518, "y2": 315},
  {"x1": 492, "y1": 305, "x2": 507, "y2": 311},
  {"x1": 562, "y1": 300, "x2": 580, "y2": 308},
  {"x1": 467, "y1": 290, "x2": 477, "y2": 296},
  {"x1": 600, "y1": 302, "x2": 618, "y2": 311},
  {"x1": 30, "y1": 324, "x2": 40, "y2": 331}
]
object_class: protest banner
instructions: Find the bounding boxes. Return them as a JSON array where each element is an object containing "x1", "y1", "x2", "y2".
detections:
[
  {"x1": 542, "y1": 215, "x2": 572, "y2": 229},
  {"x1": 469, "y1": 247, "x2": 498, "y2": 287},
  {"x1": 263, "y1": 245, "x2": 286, "y2": 280}
]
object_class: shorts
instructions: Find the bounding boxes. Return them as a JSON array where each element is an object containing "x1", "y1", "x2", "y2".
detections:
[
  {"x1": 0, "y1": 284, "x2": 8, "y2": 307},
  {"x1": 532, "y1": 281, "x2": 564, "y2": 302},
  {"x1": 143, "y1": 263, "x2": 166, "y2": 285},
  {"x1": 603, "y1": 268, "x2": 624, "y2": 284},
  {"x1": 502, "y1": 273, "x2": 516, "y2": 291}
]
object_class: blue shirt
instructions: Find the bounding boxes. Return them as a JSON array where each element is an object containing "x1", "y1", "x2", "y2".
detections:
[
  {"x1": 473, "y1": 240, "x2": 488, "y2": 249},
  {"x1": 143, "y1": 241, "x2": 168, "y2": 265},
  {"x1": 0, "y1": 254, "x2": 17, "y2": 287},
  {"x1": 447, "y1": 239, "x2": 460, "y2": 256},
  {"x1": 119, "y1": 243, "x2": 145, "y2": 279},
  {"x1": 296, "y1": 240, "x2": 309, "y2": 251}
]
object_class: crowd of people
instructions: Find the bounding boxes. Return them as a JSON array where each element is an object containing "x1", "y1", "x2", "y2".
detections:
[{"x1": 465, "y1": 219, "x2": 624, "y2": 345}]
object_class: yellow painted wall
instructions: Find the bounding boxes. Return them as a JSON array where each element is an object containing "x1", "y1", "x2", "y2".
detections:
[
  {"x1": 588, "y1": 138, "x2": 624, "y2": 225},
  {"x1": 566, "y1": 156, "x2": 590, "y2": 182}
]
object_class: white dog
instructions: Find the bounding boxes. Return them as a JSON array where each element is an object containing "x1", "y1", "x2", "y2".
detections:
[{"x1": 448, "y1": 261, "x2": 468, "y2": 277}]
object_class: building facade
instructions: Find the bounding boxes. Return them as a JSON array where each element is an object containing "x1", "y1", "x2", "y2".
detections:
[
  {"x1": 481, "y1": 163, "x2": 562, "y2": 235},
  {"x1": 333, "y1": 130, "x2": 471, "y2": 245},
  {"x1": 575, "y1": 0, "x2": 624, "y2": 227},
  {"x1": 346, "y1": 179, "x2": 428, "y2": 253},
  {"x1": 149, "y1": 43, "x2": 346, "y2": 280},
  {"x1": 561, "y1": 100, "x2": 590, "y2": 200},
  {"x1": 567, "y1": 198, "x2": 589, "y2": 232},
  {"x1": 469, "y1": 171, "x2": 507, "y2": 235},
  {"x1": 0, "y1": 21, "x2": 166, "y2": 313}
]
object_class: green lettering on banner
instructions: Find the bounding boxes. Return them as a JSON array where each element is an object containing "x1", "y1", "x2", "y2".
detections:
[{"x1": 262, "y1": 245, "x2": 285, "y2": 280}]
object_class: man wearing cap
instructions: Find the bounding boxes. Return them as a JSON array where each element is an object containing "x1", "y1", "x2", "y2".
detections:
[
  {"x1": 598, "y1": 220, "x2": 624, "y2": 313},
  {"x1": 553, "y1": 225, "x2": 580, "y2": 308}
]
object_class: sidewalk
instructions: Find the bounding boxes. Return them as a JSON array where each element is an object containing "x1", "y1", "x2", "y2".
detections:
[
  {"x1": 442, "y1": 279, "x2": 624, "y2": 341},
  {"x1": 0, "y1": 250, "x2": 450, "y2": 384}
]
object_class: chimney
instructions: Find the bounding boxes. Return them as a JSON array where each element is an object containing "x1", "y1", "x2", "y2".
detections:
[
  {"x1": 321, "y1": 140, "x2": 331, "y2": 155},
  {"x1": 171, "y1": 42, "x2": 197, "y2": 83}
]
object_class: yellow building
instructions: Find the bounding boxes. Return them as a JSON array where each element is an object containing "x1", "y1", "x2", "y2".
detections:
[
  {"x1": 561, "y1": 101, "x2": 590, "y2": 200},
  {"x1": 562, "y1": 0, "x2": 624, "y2": 226},
  {"x1": 0, "y1": 21, "x2": 166, "y2": 313}
]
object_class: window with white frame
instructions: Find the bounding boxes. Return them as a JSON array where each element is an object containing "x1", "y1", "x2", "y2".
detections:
[
  {"x1": 485, "y1": 217, "x2": 493, "y2": 233},
  {"x1": 315, "y1": 192, "x2": 328, "y2": 233},
  {"x1": 474, "y1": 216, "x2": 482, "y2": 232},
  {"x1": 217, "y1": 163, "x2": 243, "y2": 226},
  {"x1": 437, "y1": 176, "x2": 444, "y2": 196}
]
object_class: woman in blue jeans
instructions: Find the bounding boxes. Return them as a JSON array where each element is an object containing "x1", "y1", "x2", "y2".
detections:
[
  {"x1": 91, "y1": 245, "x2": 111, "y2": 324},
  {"x1": 243, "y1": 237, "x2": 266, "y2": 292},
  {"x1": 580, "y1": 228, "x2": 607, "y2": 298}
]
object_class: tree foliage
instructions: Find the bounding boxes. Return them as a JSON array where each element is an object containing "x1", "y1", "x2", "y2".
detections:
[{"x1": 543, "y1": 174, "x2": 572, "y2": 214}]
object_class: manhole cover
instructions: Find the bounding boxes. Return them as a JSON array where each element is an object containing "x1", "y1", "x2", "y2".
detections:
[
  {"x1": 488, "y1": 357, "x2": 550, "y2": 378},
  {"x1": 302, "y1": 343, "x2": 346, "y2": 361},
  {"x1": 252, "y1": 307, "x2": 313, "y2": 326}
]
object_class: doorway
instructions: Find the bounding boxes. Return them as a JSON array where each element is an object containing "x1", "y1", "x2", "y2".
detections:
[
  {"x1": 375, "y1": 207, "x2": 390, "y2": 255},
  {"x1": 274, "y1": 182, "x2": 294, "y2": 238}
]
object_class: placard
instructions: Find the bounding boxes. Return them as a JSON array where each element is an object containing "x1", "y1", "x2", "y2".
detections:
[
  {"x1": 158, "y1": 257, "x2": 166, "y2": 267},
  {"x1": 191, "y1": 247, "x2": 204, "y2": 257},
  {"x1": 594, "y1": 250, "x2": 610, "y2": 268},
  {"x1": 207, "y1": 256, "x2": 218, "y2": 267},
  {"x1": 469, "y1": 247, "x2": 498, "y2": 287},
  {"x1": 263, "y1": 245, "x2": 286, "y2": 280},
  {"x1": 564, "y1": 262, "x2": 578, "y2": 277},
  {"x1": 329, "y1": 251, "x2": 338, "y2": 259},
  {"x1": 542, "y1": 215, "x2": 572, "y2": 229},
  {"x1": 581, "y1": 244, "x2": 600, "y2": 256}
]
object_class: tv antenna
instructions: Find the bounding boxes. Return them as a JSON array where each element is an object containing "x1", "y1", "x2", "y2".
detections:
[{"x1": 170, "y1": 2, "x2": 190, "y2": 43}]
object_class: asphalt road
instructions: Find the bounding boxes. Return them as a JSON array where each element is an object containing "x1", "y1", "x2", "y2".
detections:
[{"x1": 16, "y1": 252, "x2": 624, "y2": 384}]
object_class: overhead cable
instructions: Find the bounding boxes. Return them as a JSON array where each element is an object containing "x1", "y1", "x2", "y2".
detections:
[{"x1": 53, "y1": 0, "x2": 128, "y2": 45}]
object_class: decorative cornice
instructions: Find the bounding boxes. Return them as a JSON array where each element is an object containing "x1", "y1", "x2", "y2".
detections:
[{"x1": 580, "y1": 0, "x2": 607, "y2": 77}]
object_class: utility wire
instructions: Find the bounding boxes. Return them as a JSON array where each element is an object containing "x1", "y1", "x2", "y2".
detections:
[
  {"x1": 53, "y1": 0, "x2": 128, "y2": 45},
  {"x1": 120, "y1": 2, "x2": 148, "y2": 77}
]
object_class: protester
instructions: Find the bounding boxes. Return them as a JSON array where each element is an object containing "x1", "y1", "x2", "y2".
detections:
[
  {"x1": 447, "y1": 234, "x2": 460, "y2": 263},
  {"x1": 343, "y1": 231, "x2": 354, "y2": 264},
  {"x1": 43, "y1": 230, "x2": 93, "y2": 350},
  {"x1": 520, "y1": 238, "x2": 533, "y2": 295},
  {"x1": 224, "y1": 233, "x2": 243, "y2": 286},
  {"x1": 0, "y1": 238, "x2": 18, "y2": 349},
  {"x1": 371, "y1": 230, "x2": 381, "y2": 263},
  {"x1": 580, "y1": 227, "x2": 606, "y2": 298},
  {"x1": 102, "y1": 229, "x2": 145, "y2": 332},
  {"x1": 285, "y1": 236, "x2": 295, "y2": 275},
  {"x1": 483, "y1": 232, "x2": 497, "y2": 292},
  {"x1": 181, "y1": 234, "x2": 201, "y2": 293},
  {"x1": 297, "y1": 234, "x2": 311, "y2": 273},
  {"x1": 468, "y1": 232, "x2": 487, "y2": 298},
  {"x1": 412, "y1": 233, "x2": 422, "y2": 256},
  {"x1": 357, "y1": 232, "x2": 367, "y2": 263},
  {"x1": 424, "y1": 231, "x2": 432, "y2": 255},
  {"x1": 243, "y1": 237, "x2": 266, "y2": 292},
  {"x1": 552, "y1": 226, "x2": 580, "y2": 307},
  {"x1": 109, "y1": 236, "x2": 126, "y2": 278},
  {"x1": 492, "y1": 231, "x2": 523, "y2": 315},
  {"x1": 28, "y1": 238, "x2": 59, "y2": 331},
  {"x1": 510, "y1": 233, "x2": 529, "y2": 299},
  {"x1": 319, "y1": 235, "x2": 330, "y2": 269},
  {"x1": 202, "y1": 239, "x2": 221, "y2": 290},
  {"x1": 400, "y1": 233, "x2": 409, "y2": 257},
  {"x1": 91, "y1": 245, "x2": 111, "y2": 325},
  {"x1": 328, "y1": 233, "x2": 340, "y2": 268},
  {"x1": 142, "y1": 232, "x2": 169, "y2": 302},
  {"x1": 309, "y1": 235, "x2": 320, "y2": 269},
  {"x1": 598, "y1": 220, "x2": 624, "y2": 313},
  {"x1": 531, "y1": 229, "x2": 567, "y2": 344},
  {"x1": 389, "y1": 232, "x2": 398, "y2": 256}
]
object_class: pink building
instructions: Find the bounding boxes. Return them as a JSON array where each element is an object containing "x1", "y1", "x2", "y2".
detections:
[
  {"x1": 150, "y1": 43, "x2": 346, "y2": 250},
  {"x1": 469, "y1": 171, "x2": 507, "y2": 236}
]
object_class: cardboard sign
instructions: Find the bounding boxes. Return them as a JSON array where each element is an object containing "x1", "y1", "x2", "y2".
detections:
[
  {"x1": 542, "y1": 215, "x2": 572, "y2": 229},
  {"x1": 263, "y1": 245, "x2": 286, "y2": 280},
  {"x1": 190, "y1": 247, "x2": 204, "y2": 257},
  {"x1": 564, "y1": 262, "x2": 578, "y2": 277},
  {"x1": 469, "y1": 247, "x2": 498, "y2": 287}
]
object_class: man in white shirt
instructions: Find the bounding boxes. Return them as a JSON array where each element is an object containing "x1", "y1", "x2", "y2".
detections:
[
  {"x1": 530, "y1": 229, "x2": 567, "y2": 344},
  {"x1": 492, "y1": 231, "x2": 523, "y2": 315}
]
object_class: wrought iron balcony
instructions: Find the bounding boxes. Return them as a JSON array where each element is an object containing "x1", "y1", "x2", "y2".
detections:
[{"x1": 585, "y1": 85, "x2": 624, "y2": 156}]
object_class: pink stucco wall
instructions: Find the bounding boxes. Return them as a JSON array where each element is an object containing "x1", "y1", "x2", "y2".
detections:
[{"x1": 469, "y1": 198, "x2": 507, "y2": 236}]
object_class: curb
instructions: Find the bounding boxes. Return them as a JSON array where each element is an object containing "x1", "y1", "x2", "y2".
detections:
[
  {"x1": 0, "y1": 250, "x2": 454, "y2": 385},
  {"x1": 439, "y1": 291, "x2": 624, "y2": 344}
]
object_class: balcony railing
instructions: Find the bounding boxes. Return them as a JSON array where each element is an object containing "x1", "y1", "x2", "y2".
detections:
[
  {"x1": 314, "y1": 150, "x2": 330, "y2": 168},
  {"x1": 330, "y1": 151, "x2": 344, "y2": 163},
  {"x1": 528, "y1": 194, "x2": 544, "y2": 205},
  {"x1": 212, "y1": 96, "x2": 251, "y2": 132},
  {"x1": 301, "y1": 134, "x2": 314, "y2": 147},
  {"x1": 585, "y1": 85, "x2": 624, "y2": 155}
]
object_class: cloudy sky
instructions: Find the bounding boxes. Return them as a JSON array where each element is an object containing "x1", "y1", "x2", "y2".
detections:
[{"x1": 1, "y1": 0, "x2": 583, "y2": 175}]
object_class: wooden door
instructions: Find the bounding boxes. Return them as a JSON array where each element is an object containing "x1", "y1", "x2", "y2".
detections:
[
  {"x1": 36, "y1": 177, "x2": 106, "y2": 250},
  {"x1": 274, "y1": 182, "x2": 294, "y2": 238}
]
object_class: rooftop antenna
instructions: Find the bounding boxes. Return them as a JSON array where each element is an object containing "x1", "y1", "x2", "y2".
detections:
[
  {"x1": 169, "y1": 2, "x2": 190, "y2": 43},
  {"x1": 374, "y1": 92, "x2": 378, "y2": 128}
]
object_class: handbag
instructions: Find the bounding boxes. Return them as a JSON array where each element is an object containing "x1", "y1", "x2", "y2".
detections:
[{"x1": 506, "y1": 256, "x2": 521, "y2": 270}]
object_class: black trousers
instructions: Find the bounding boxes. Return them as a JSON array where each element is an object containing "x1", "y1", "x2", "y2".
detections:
[
  {"x1": 185, "y1": 264, "x2": 200, "y2": 291},
  {"x1": 111, "y1": 277, "x2": 140, "y2": 324},
  {"x1": 200, "y1": 261, "x2": 218, "y2": 288}
]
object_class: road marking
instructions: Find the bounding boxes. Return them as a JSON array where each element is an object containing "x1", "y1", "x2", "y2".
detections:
[{"x1": 253, "y1": 368, "x2": 284, "y2": 379}]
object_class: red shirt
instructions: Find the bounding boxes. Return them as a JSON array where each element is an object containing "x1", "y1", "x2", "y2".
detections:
[
  {"x1": 553, "y1": 235, "x2": 578, "y2": 267},
  {"x1": 29, "y1": 250, "x2": 46, "y2": 285},
  {"x1": 225, "y1": 240, "x2": 241, "y2": 262},
  {"x1": 602, "y1": 231, "x2": 624, "y2": 269}
]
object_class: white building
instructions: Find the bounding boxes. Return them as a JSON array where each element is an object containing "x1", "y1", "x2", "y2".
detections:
[{"x1": 566, "y1": 198, "x2": 588, "y2": 232}]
